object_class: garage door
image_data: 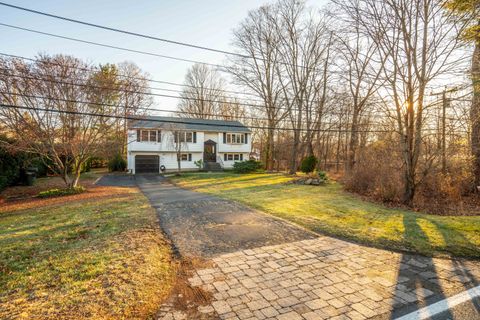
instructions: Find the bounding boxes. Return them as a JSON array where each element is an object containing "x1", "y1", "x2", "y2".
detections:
[{"x1": 135, "y1": 155, "x2": 159, "y2": 174}]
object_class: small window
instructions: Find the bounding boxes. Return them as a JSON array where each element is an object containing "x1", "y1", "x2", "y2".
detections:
[
  {"x1": 179, "y1": 153, "x2": 192, "y2": 161},
  {"x1": 186, "y1": 132, "x2": 193, "y2": 143},
  {"x1": 234, "y1": 154, "x2": 240, "y2": 161},
  {"x1": 227, "y1": 154, "x2": 233, "y2": 161}
]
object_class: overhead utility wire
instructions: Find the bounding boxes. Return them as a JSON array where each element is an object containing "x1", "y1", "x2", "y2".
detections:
[
  {"x1": 0, "y1": 52, "x2": 261, "y2": 98},
  {"x1": 1, "y1": 73, "x2": 471, "y2": 120},
  {"x1": 0, "y1": 103, "x2": 394, "y2": 134},
  {"x1": 0, "y1": 1, "x2": 250, "y2": 59},
  {"x1": 0, "y1": 23, "x2": 224, "y2": 69},
  {"x1": 0, "y1": 2, "x2": 328, "y2": 71}
]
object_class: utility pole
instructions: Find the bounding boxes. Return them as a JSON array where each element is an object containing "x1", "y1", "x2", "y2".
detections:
[{"x1": 431, "y1": 87, "x2": 456, "y2": 174}]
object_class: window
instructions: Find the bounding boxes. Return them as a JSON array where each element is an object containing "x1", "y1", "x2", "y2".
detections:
[
  {"x1": 224, "y1": 154, "x2": 244, "y2": 161},
  {"x1": 226, "y1": 133, "x2": 245, "y2": 144},
  {"x1": 138, "y1": 130, "x2": 160, "y2": 142},
  {"x1": 179, "y1": 153, "x2": 192, "y2": 161},
  {"x1": 186, "y1": 132, "x2": 193, "y2": 143},
  {"x1": 174, "y1": 131, "x2": 196, "y2": 143}
]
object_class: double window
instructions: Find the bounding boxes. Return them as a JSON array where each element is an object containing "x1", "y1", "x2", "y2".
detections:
[
  {"x1": 137, "y1": 130, "x2": 161, "y2": 143},
  {"x1": 178, "y1": 153, "x2": 192, "y2": 161},
  {"x1": 224, "y1": 153, "x2": 244, "y2": 161},
  {"x1": 226, "y1": 133, "x2": 245, "y2": 144},
  {"x1": 174, "y1": 131, "x2": 196, "y2": 143}
]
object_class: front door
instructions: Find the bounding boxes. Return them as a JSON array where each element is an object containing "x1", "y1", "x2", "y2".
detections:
[{"x1": 204, "y1": 141, "x2": 216, "y2": 162}]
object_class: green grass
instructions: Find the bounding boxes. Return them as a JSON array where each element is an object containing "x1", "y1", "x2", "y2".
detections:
[
  {"x1": 172, "y1": 172, "x2": 480, "y2": 258},
  {"x1": 0, "y1": 188, "x2": 175, "y2": 319}
]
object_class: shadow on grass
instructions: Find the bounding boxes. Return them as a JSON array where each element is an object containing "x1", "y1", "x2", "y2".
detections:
[{"x1": 175, "y1": 173, "x2": 289, "y2": 189}]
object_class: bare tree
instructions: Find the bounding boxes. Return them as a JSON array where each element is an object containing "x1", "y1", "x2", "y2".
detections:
[
  {"x1": 0, "y1": 54, "x2": 117, "y2": 188},
  {"x1": 331, "y1": 14, "x2": 386, "y2": 171},
  {"x1": 117, "y1": 62, "x2": 153, "y2": 154},
  {"x1": 178, "y1": 63, "x2": 225, "y2": 119},
  {"x1": 273, "y1": 0, "x2": 334, "y2": 174},
  {"x1": 229, "y1": 4, "x2": 288, "y2": 170},
  {"x1": 337, "y1": 0, "x2": 466, "y2": 204}
]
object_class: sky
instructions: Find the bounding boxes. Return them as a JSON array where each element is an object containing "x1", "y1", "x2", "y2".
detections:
[{"x1": 0, "y1": 0, "x2": 327, "y2": 112}]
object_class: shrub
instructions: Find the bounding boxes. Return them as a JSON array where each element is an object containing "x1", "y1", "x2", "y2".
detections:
[
  {"x1": 317, "y1": 171, "x2": 328, "y2": 182},
  {"x1": 0, "y1": 176, "x2": 8, "y2": 191},
  {"x1": 194, "y1": 159, "x2": 204, "y2": 169},
  {"x1": 0, "y1": 136, "x2": 29, "y2": 190},
  {"x1": 300, "y1": 155, "x2": 317, "y2": 174},
  {"x1": 233, "y1": 160, "x2": 262, "y2": 173},
  {"x1": 38, "y1": 186, "x2": 86, "y2": 198},
  {"x1": 108, "y1": 153, "x2": 127, "y2": 172}
]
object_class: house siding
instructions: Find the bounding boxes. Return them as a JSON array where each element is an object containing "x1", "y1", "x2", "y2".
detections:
[{"x1": 127, "y1": 127, "x2": 251, "y2": 173}]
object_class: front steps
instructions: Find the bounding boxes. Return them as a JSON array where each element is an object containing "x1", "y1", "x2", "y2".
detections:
[{"x1": 204, "y1": 162, "x2": 223, "y2": 172}]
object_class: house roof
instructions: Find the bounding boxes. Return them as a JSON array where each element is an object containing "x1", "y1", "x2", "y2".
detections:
[{"x1": 128, "y1": 116, "x2": 251, "y2": 133}]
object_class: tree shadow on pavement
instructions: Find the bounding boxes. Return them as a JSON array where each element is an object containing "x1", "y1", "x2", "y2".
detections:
[{"x1": 390, "y1": 214, "x2": 454, "y2": 319}]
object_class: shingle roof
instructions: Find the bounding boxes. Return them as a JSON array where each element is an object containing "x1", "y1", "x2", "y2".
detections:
[{"x1": 128, "y1": 116, "x2": 251, "y2": 133}]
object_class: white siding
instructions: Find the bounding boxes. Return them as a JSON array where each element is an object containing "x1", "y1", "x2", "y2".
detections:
[
  {"x1": 127, "y1": 151, "x2": 202, "y2": 174},
  {"x1": 204, "y1": 132, "x2": 218, "y2": 143},
  {"x1": 127, "y1": 130, "x2": 204, "y2": 153},
  {"x1": 217, "y1": 133, "x2": 251, "y2": 153}
]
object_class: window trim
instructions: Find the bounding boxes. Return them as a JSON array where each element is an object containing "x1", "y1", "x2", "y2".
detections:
[
  {"x1": 224, "y1": 153, "x2": 245, "y2": 161},
  {"x1": 139, "y1": 129, "x2": 160, "y2": 143},
  {"x1": 179, "y1": 153, "x2": 192, "y2": 162},
  {"x1": 174, "y1": 131, "x2": 196, "y2": 143},
  {"x1": 226, "y1": 133, "x2": 245, "y2": 144}
]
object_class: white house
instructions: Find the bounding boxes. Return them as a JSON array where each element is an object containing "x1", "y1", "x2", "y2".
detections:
[{"x1": 126, "y1": 116, "x2": 252, "y2": 173}]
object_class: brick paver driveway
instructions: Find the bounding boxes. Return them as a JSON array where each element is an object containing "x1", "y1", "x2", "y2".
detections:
[{"x1": 97, "y1": 175, "x2": 480, "y2": 320}]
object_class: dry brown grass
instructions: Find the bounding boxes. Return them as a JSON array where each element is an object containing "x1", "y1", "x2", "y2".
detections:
[{"x1": 0, "y1": 180, "x2": 175, "y2": 319}]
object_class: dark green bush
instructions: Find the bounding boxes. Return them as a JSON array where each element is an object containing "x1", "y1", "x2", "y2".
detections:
[
  {"x1": 38, "y1": 186, "x2": 86, "y2": 198},
  {"x1": 0, "y1": 136, "x2": 28, "y2": 190},
  {"x1": 108, "y1": 153, "x2": 127, "y2": 172},
  {"x1": 300, "y1": 155, "x2": 318, "y2": 174},
  {"x1": 317, "y1": 170, "x2": 328, "y2": 182},
  {"x1": 233, "y1": 160, "x2": 262, "y2": 174},
  {"x1": 0, "y1": 176, "x2": 8, "y2": 191}
]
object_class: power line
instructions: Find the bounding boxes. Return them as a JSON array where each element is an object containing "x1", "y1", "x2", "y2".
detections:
[
  {"x1": 0, "y1": 103, "x2": 395, "y2": 133},
  {"x1": 1, "y1": 91, "x2": 395, "y2": 127},
  {"x1": 0, "y1": 23, "x2": 225, "y2": 69},
  {"x1": 0, "y1": 52, "x2": 261, "y2": 98},
  {"x1": 0, "y1": 2, "x2": 326, "y2": 71},
  {"x1": 0, "y1": 91, "x2": 283, "y2": 123},
  {"x1": 0, "y1": 71, "x2": 268, "y2": 109},
  {"x1": 3, "y1": 70, "x2": 472, "y2": 119},
  {"x1": 0, "y1": 1, "x2": 250, "y2": 59}
]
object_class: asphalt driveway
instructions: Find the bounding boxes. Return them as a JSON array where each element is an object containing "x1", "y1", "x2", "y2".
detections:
[{"x1": 97, "y1": 174, "x2": 314, "y2": 258}]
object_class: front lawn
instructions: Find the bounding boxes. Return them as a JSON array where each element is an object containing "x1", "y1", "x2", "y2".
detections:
[
  {"x1": 172, "y1": 172, "x2": 480, "y2": 258},
  {"x1": 0, "y1": 185, "x2": 175, "y2": 319}
]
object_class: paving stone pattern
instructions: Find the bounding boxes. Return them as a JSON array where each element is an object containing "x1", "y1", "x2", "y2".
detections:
[{"x1": 159, "y1": 237, "x2": 480, "y2": 320}]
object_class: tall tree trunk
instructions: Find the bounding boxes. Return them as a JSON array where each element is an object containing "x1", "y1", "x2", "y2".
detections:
[
  {"x1": 347, "y1": 110, "x2": 360, "y2": 172},
  {"x1": 266, "y1": 127, "x2": 275, "y2": 171},
  {"x1": 471, "y1": 41, "x2": 480, "y2": 188},
  {"x1": 289, "y1": 128, "x2": 300, "y2": 174}
]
